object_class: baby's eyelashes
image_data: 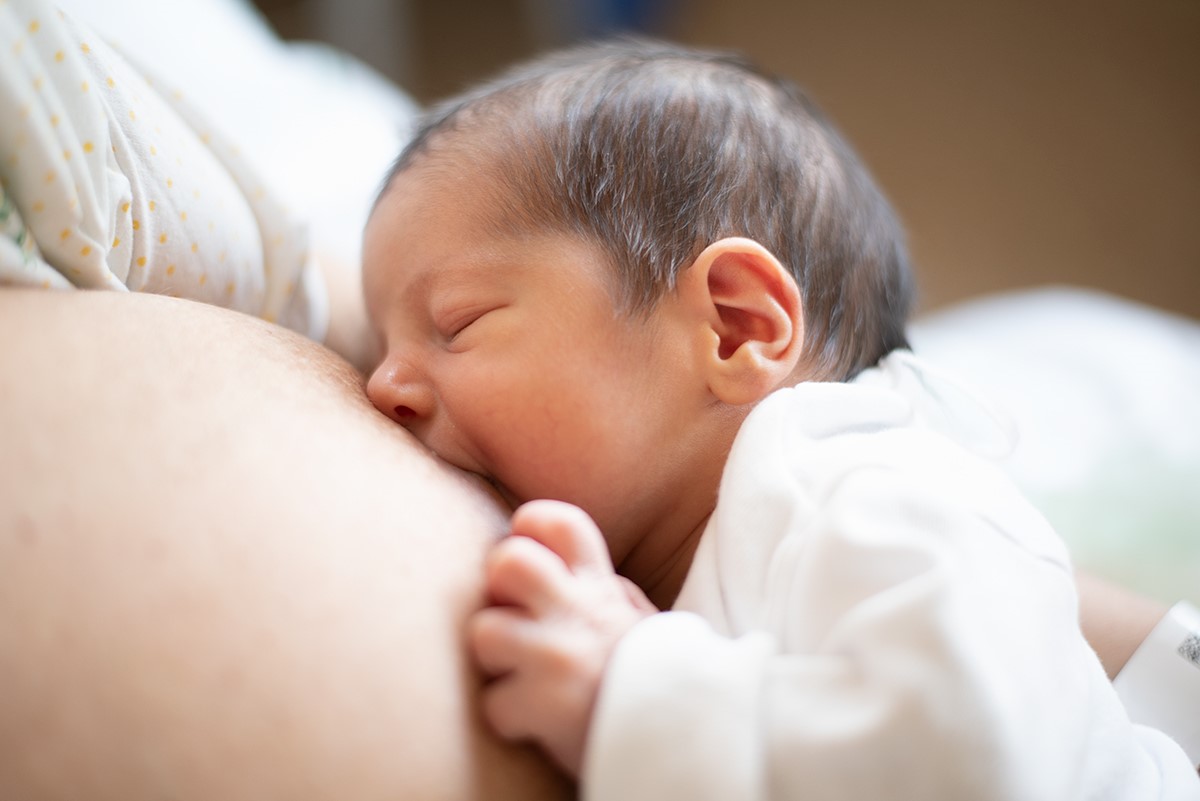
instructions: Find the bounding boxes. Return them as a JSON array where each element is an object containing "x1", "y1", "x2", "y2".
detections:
[
  {"x1": 436, "y1": 304, "x2": 504, "y2": 345},
  {"x1": 441, "y1": 310, "x2": 486, "y2": 341}
]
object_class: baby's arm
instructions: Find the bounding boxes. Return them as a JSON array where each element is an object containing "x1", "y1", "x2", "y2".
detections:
[{"x1": 467, "y1": 500, "x2": 656, "y2": 776}]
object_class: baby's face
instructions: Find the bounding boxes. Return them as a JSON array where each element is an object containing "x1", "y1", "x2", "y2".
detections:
[{"x1": 362, "y1": 164, "x2": 705, "y2": 559}]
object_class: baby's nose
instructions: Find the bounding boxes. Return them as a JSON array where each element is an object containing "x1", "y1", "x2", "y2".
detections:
[{"x1": 366, "y1": 359, "x2": 435, "y2": 427}]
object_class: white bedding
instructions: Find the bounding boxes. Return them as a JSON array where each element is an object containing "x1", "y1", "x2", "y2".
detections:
[{"x1": 912, "y1": 287, "x2": 1200, "y2": 604}]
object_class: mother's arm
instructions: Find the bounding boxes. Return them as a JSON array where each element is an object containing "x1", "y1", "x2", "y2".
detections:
[{"x1": 0, "y1": 290, "x2": 571, "y2": 801}]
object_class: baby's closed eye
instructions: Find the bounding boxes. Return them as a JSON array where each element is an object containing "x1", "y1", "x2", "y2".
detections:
[{"x1": 435, "y1": 302, "x2": 506, "y2": 344}]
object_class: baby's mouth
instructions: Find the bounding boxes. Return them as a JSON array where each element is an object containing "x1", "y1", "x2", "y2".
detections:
[{"x1": 473, "y1": 472, "x2": 518, "y2": 512}]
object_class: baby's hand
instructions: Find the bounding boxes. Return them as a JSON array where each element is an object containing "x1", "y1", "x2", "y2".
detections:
[{"x1": 468, "y1": 499, "x2": 657, "y2": 777}]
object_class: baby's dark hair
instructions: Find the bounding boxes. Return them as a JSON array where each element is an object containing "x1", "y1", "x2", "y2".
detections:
[{"x1": 382, "y1": 37, "x2": 914, "y2": 380}]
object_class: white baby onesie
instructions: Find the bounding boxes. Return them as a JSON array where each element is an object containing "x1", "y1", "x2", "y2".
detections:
[{"x1": 584, "y1": 351, "x2": 1200, "y2": 801}]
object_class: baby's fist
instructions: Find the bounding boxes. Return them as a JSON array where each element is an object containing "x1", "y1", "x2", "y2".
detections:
[{"x1": 468, "y1": 500, "x2": 656, "y2": 776}]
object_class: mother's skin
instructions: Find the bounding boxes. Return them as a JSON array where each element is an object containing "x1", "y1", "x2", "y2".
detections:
[{"x1": 0, "y1": 291, "x2": 571, "y2": 801}]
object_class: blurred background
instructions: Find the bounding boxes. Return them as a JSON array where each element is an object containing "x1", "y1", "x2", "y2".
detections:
[{"x1": 251, "y1": 0, "x2": 1199, "y2": 319}]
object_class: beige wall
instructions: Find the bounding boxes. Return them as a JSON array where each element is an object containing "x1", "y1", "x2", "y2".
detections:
[
  {"x1": 259, "y1": 0, "x2": 1200, "y2": 318},
  {"x1": 670, "y1": 1, "x2": 1200, "y2": 317}
]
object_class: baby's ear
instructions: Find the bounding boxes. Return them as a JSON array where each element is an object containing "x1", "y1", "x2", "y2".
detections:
[{"x1": 677, "y1": 237, "x2": 804, "y2": 406}]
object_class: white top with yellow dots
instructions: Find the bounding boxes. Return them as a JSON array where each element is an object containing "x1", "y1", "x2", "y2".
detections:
[{"x1": 0, "y1": 0, "x2": 326, "y2": 340}]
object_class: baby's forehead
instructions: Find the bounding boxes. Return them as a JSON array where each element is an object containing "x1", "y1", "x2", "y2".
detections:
[{"x1": 373, "y1": 147, "x2": 569, "y2": 263}]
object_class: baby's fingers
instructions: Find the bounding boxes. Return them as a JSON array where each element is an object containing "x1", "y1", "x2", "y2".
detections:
[
  {"x1": 479, "y1": 656, "x2": 590, "y2": 777},
  {"x1": 510, "y1": 500, "x2": 613, "y2": 576},
  {"x1": 480, "y1": 674, "x2": 539, "y2": 742},
  {"x1": 485, "y1": 534, "x2": 574, "y2": 613},
  {"x1": 469, "y1": 606, "x2": 538, "y2": 677}
]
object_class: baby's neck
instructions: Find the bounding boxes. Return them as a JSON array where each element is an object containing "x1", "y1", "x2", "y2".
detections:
[
  {"x1": 614, "y1": 405, "x2": 746, "y2": 609},
  {"x1": 618, "y1": 510, "x2": 712, "y2": 610}
]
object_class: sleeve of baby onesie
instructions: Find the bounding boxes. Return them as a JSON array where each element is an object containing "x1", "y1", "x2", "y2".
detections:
[
  {"x1": 582, "y1": 461, "x2": 1200, "y2": 801},
  {"x1": 1115, "y1": 601, "x2": 1200, "y2": 770}
]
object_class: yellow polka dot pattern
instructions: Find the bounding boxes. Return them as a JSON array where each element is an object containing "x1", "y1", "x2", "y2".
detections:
[{"x1": 0, "y1": 0, "x2": 325, "y2": 339}]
